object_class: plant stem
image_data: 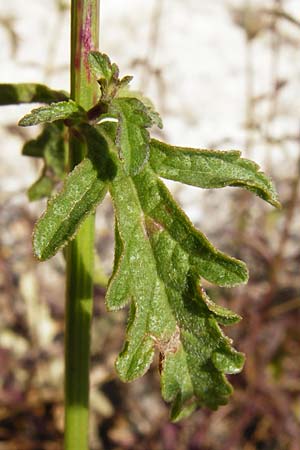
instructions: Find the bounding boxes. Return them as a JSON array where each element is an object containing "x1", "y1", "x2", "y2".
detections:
[{"x1": 65, "y1": 1, "x2": 99, "y2": 449}]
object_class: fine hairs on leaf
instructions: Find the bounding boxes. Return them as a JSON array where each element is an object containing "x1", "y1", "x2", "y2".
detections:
[
  {"x1": 149, "y1": 139, "x2": 280, "y2": 207},
  {"x1": 18, "y1": 100, "x2": 84, "y2": 127},
  {"x1": 0, "y1": 50, "x2": 280, "y2": 422},
  {"x1": 110, "y1": 97, "x2": 157, "y2": 175}
]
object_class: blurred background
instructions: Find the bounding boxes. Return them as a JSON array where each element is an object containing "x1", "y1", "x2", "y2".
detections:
[{"x1": 0, "y1": 0, "x2": 300, "y2": 449}]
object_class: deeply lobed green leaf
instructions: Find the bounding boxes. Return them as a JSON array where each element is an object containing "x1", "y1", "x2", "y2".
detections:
[
  {"x1": 19, "y1": 100, "x2": 84, "y2": 127},
  {"x1": 104, "y1": 135, "x2": 246, "y2": 419},
  {"x1": 0, "y1": 83, "x2": 68, "y2": 105},
  {"x1": 150, "y1": 139, "x2": 280, "y2": 207}
]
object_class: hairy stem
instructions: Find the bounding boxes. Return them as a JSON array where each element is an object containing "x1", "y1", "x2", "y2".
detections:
[{"x1": 65, "y1": 1, "x2": 99, "y2": 449}]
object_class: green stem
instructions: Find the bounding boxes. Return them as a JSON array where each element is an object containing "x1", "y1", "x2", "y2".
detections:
[{"x1": 65, "y1": 1, "x2": 99, "y2": 449}]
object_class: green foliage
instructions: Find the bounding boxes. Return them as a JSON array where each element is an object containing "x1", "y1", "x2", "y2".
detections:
[
  {"x1": 19, "y1": 100, "x2": 84, "y2": 126},
  {"x1": 0, "y1": 84, "x2": 69, "y2": 201},
  {"x1": 0, "y1": 51, "x2": 279, "y2": 420},
  {"x1": 88, "y1": 51, "x2": 132, "y2": 102},
  {"x1": 0, "y1": 83, "x2": 68, "y2": 105},
  {"x1": 33, "y1": 125, "x2": 115, "y2": 261},
  {"x1": 104, "y1": 136, "x2": 246, "y2": 419},
  {"x1": 33, "y1": 156, "x2": 107, "y2": 260},
  {"x1": 22, "y1": 122, "x2": 66, "y2": 200},
  {"x1": 150, "y1": 139, "x2": 279, "y2": 207},
  {"x1": 88, "y1": 51, "x2": 116, "y2": 83},
  {"x1": 109, "y1": 97, "x2": 161, "y2": 175},
  {"x1": 118, "y1": 89, "x2": 163, "y2": 129},
  {"x1": 27, "y1": 172, "x2": 55, "y2": 202}
]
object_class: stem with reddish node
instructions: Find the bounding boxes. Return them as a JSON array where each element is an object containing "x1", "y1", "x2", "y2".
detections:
[{"x1": 65, "y1": 1, "x2": 99, "y2": 449}]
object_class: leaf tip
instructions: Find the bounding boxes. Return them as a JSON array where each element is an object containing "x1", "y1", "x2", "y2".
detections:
[{"x1": 18, "y1": 116, "x2": 30, "y2": 127}]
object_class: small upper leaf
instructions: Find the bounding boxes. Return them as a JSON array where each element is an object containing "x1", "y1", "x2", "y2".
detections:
[
  {"x1": 88, "y1": 52, "x2": 121, "y2": 101},
  {"x1": 150, "y1": 139, "x2": 280, "y2": 207},
  {"x1": 0, "y1": 83, "x2": 68, "y2": 105},
  {"x1": 109, "y1": 97, "x2": 160, "y2": 175},
  {"x1": 88, "y1": 51, "x2": 114, "y2": 82},
  {"x1": 19, "y1": 100, "x2": 84, "y2": 127}
]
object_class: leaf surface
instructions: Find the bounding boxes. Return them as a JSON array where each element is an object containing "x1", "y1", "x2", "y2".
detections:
[
  {"x1": 27, "y1": 171, "x2": 54, "y2": 202},
  {"x1": 19, "y1": 100, "x2": 84, "y2": 127},
  {"x1": 102, "y1": 129, "x2": 246, "y2": 419},
  {"x1": 117, "y1": 89, "x2": 163, "y2": 129},
  {"x1": 150, "y1": 139, "x2": 280, "y2": 207},
  {"x1": 22, "y1": 123, "x2": 66, "y2": 200},
  {"x1": 88, "y1": 51, "x2": 122, "y2": 101},
  {"x1": 28, "y1": 173, "x2": 54, "y2": 201},
  {"x1": 33, "y1": 126, "x2": 114, "y2": 260},
  {"x1": 33, "y1": 158, "x2": 106, "y2": 260},
  {"x1": 23, "y1": 122, "x2": 66, "y2": 177},
  {"x1": 109, "y1": 97, "x2": 159, "y2": 175},
  {"x1": 88, "y1": 51, "x2": 114, "y2": 82},
  {"x1": 0, "y1": 83, "x2": 68, "y2": 105}
]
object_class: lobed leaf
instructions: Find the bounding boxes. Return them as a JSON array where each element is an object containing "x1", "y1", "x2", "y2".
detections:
[
  {"x1": 0, "y1": 83, "x2": 68, "y2": 105},
  {"x1": 19, "y1": 100, "x2": 84, "y2": 127},
  {"x1": 33, "y1": 126, "x2": 115, "y2": 260},
  {"x1": 100, "y1": 126, "x2": 247, "y2": 418},
  {"x1": 150, "y1": 139, "x2": 280, "y2": 207}
]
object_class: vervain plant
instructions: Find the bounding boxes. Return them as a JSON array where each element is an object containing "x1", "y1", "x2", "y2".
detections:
[{"x1": 0, "y1": 1, "x2": 279, "y2": 449}]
